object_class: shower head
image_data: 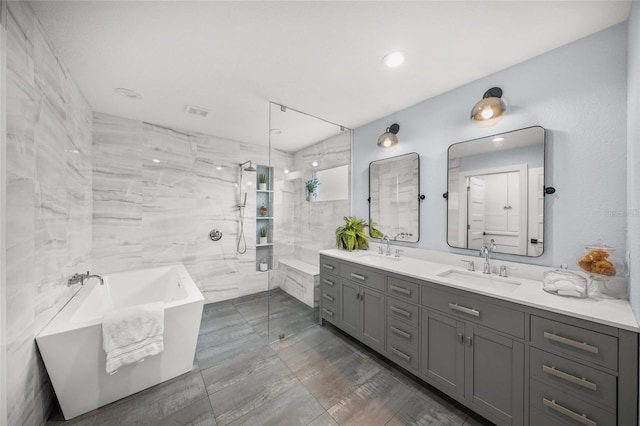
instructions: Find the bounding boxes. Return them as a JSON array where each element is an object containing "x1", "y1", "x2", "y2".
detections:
[{"x1": 239, "y1": 161, "x2": 256, "y2": 172}]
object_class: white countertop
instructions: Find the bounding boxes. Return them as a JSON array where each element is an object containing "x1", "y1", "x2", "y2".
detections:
[{"x1": 320, "y1": 248, "x2": 640, "y2": 333}]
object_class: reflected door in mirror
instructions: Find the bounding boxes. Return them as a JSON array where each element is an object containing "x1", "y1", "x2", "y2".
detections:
[{"x1": 447, "y1": 127, "x2": 545, "y2": 257}]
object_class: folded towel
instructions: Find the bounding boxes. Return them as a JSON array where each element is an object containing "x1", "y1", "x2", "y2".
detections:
[{"x1": 102, "y1": 302, "x2": 164, "y2": 374}]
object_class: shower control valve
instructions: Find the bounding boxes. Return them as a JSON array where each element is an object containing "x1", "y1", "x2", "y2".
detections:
[{"x1": 209, "y1": 229, "x2": 223, "y2": 241}]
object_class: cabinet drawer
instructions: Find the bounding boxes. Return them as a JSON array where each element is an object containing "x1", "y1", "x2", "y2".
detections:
[
  {"x1": 321, "y1": 276, "x2": 338, "y2": 297},
  {"x1": 387, "y1": 296, "x2": 419, "y2": 328},
  {"x1": 421, "y1": 285, "x2": 525, "y2": 339},
  {"x1": 386, "y1": 317, "x2": 419, "y2": 371},
  {"x1": 530, "y1": 378, "x2": 616, "y2": 426},
  {"x1": 321, "y1": 302, "x2": 338, "y2": 324},
  {"x1": 320, "y1": 257, "x2": 340, "y2": 276},
  {"x1": 531, "y1": 316, "x2": 618, "y2": 370},
  {"x1": 530, "y1": 408, "x2": 579, "y2": 426},
  {"x1": 321, "y1": 290, "x2": 337, "y2": 308},
  {"x1": 530, "y1": 347, "x2": 616, "y2": 411},
  {"x1": 387, "y1": 276, "x2": 420, "y2": 304},
  {"x1": 340, "y1": 263, "x2": 384, "y2": 291}
]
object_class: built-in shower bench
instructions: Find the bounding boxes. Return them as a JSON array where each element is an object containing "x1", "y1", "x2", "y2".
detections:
[{"x1": 275, "y1": 258, "x2": 319, "y2": 308}]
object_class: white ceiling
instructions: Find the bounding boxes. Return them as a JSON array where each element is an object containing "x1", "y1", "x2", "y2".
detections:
[{"x1": 29, "y1": 1, "x2": 631, "y2": 151}]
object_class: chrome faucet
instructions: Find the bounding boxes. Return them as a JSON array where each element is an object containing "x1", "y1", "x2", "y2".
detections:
[
  {"x1": 382, "y1": 235, "x2": 391, "y2": 256},
  {"x1": 479, "y1": 245, "x2": 492, "y2": 274},
  {"x1": 68, "y1": 271, "x2": 104, "y2": 287}
]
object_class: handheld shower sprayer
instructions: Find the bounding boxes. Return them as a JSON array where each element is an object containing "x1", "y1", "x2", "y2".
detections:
[{"x1": 236, "y1": 161, "x2": 255, "y2": 254}]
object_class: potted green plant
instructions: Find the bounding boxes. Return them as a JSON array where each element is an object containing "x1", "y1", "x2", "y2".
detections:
[
  {"x1": 259, "y1": 226, "x2": 267, "y2": 245},
  {"x1": 335, "y1": 216, "x2": 373, "y2": 251},
  {"x1": 258, "y1": 174, "x2": 268, "y2": 190},
  {"x1": 305, "y1": 176, "x2": 320, "y2": 201}
]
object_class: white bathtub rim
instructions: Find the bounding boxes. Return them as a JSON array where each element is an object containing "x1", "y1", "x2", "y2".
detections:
[{"x1": 37, "y1": 264, "x2": 203, "y2": 338}]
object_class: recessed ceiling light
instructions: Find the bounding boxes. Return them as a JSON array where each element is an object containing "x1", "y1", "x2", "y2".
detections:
[
  {"x1": 114, "y1": 88, "x2": 141, "y2": 99},
  {"x1": 152, "y1": 159, "x2": 161, "y2": 164},
  {"x1": 215, "y1": 166, "x2": 223, "y2": 171},
  {"x1": 492, "y1": 137, "x2": 505, "y2": 142},
  {"x1": 382, "y1": 51, "x2": 405, "y2": 68},
  {"x1": 65, "y1": 149, "x2": 80, "y2": 154},
  {"x1": 312, "y1": 161, "x2": 318, "y2": 167},
  {"x1": 284, "y1": 169, "x2": 290, "y2": 174}
]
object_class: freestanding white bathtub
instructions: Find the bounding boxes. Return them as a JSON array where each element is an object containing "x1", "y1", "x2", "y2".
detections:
[{"x1": 36, "y1": 264, "x2": 204, "y2": 420}]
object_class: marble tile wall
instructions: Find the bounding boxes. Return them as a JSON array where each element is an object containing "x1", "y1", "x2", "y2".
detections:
[
  {"x1": 272, "y1": 131, "x2": 351, "y2": 270},
  {"x1": 4, "y1": 1, "x2": 93, "y2": 424},
  {"x1": 92, "y1": 112, "x2": 269, "y2": 304}
]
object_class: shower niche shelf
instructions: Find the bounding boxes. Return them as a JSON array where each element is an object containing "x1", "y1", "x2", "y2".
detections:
[{"x1": 256, "y1": 165, "x2": 274, "y2": 272}]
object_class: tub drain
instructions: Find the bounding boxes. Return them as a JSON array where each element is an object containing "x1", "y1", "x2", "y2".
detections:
[{"x1": 279, "y1": 333, "x2": 285, "y2": 340}]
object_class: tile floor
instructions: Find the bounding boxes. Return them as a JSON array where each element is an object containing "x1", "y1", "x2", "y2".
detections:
[{"x1": 47, "y1": 289, "x2": 494, "y2": 426}]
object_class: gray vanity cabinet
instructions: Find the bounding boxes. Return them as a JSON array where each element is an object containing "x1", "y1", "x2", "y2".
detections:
[
  {"x1": 338, "y1": 279, "x2": 359, "y2": 335},
  {"x1": 338, "y1": 279, "x2": 385, "y2": 353},
  {"x1": 421, "y1": 308, "x2": 524, "y2": 425},
  {"x1": 421, "y1": 308, "x2": 465, "y2": 394},
  {"x1": 319, "y1": 254, "x2": 638, "y2": 426},
  {"x1": 319, "y1": 256, "x2": 386, "y2": 353}
]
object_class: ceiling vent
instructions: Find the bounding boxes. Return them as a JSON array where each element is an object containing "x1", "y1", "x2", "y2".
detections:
[{"x1": 184, "y1": 104, "x2": 210, "y2": 118}]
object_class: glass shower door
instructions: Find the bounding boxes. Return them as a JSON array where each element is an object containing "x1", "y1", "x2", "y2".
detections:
[{"x1": 266, "y1": 102, "x2": 351, "y2": 342}]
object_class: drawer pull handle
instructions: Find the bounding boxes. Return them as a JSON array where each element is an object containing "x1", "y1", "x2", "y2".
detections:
[
  {"x1": 390, "y1": 306, "x2": 411, "y2": 318},
  {"x1": 323, "y1": 279, "x2": 335, "y2": 286},
  {"x1": 350, "y1": 273, "x2": 366, "y2": 281},
  {"x1": 390, "y1": 347, "x2": 411, "y2": 362},
  {"x1": 391, "y1": 326, "x2": 411, "y2": 340},
  {"x1": 322, "y1": 264, "x2": 335, "y2": 271},
  {"x1": 543, "y1": 332, "x2": 599, "y2": 354},
  {"x1": 390, "y1": 285, "x2": 411, "y2": 296},
  {"x1": 322, "y1": 308, "x2": 334, "y2": 317},
  {"x1": 458, "y1": 332, "x2": 464, "y2": 344},
  {"x1": 323, "y1": 294, "x2": 334, "y2": 302},
  {"x1": 448, "y1": 303, "x2": 480, "y2": 317},
  {"x1": 542, "y1": 398, "x2": 597, "y2": 426},
  {"x1": 542, "y1": 365, "x2": 597, "y2": 391}
]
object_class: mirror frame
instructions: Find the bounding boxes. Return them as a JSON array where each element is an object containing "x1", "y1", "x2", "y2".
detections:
[
  {"x1": 445, "y1": 126, "x2": 546, "y2": 257},
  {"x1": 369, "y1": 152, "x2": 421, "y2": 243}
]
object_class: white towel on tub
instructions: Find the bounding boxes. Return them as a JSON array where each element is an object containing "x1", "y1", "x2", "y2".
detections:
[{"x1": 102, "y1": 302, "x2": 164, "y2": 374}]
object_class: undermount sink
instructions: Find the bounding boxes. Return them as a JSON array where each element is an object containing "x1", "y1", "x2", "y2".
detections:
[
  {"x1": 357, "y1": 254, "x2": 404, "y2": 264},
  {"x1": 437, "y1": 269, "x2": 521, "y2": 292}
]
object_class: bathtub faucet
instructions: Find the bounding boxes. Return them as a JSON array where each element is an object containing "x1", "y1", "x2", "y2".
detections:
[{"x1": 68, "y1": 271, "x2": 104, "y2": 287}]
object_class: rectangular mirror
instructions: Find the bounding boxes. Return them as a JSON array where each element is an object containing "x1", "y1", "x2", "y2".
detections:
[
  {"x1": 447, "y1": 126, "x2": 545, "y2": 257},
  {"x1": 369, "y1": 153, "x2": 420, "y2": 242}
]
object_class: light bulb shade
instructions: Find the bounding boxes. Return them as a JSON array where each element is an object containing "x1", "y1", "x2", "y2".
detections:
[
  {"x1": 377, "y1": 123, "x2": 400, "y2": 151},
  {"x1": 377, "y1": 132, "x2": 398, "y2": 151},
  {"x1": 470, "y1": 87, "x2": 506, "y2": 128}
]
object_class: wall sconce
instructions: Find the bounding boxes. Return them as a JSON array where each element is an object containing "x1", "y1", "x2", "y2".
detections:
[
  {"x1": 377, "y1": 123, "x2": 400, "y2": 151},
  {"x1": 470, "y1": 87, "x2": 506, "y2": 128}
]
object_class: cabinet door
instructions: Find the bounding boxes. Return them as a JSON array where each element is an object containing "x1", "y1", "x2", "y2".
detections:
[
  {"x1": 465, "y1": 325, "x2": 524, "y2": 425},
  {"x1": 339, "y1": 280, "x2": 360, "y2": 336},
  {"x1": 421, "y1": 309, "x2": 465, "y2": 396},
  {"x1": 361, "y1": 287, "x2": 385, "y2": 352}
]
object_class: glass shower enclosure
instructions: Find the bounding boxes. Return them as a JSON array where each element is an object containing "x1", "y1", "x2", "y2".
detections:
[{"x1": 266, "y1": 102, "x2": 352, "y2": 342}]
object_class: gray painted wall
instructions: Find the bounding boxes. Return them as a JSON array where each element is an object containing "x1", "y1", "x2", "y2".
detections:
[{"x1": 353, "y1": 23, "x2": 628, "y2": 272}]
